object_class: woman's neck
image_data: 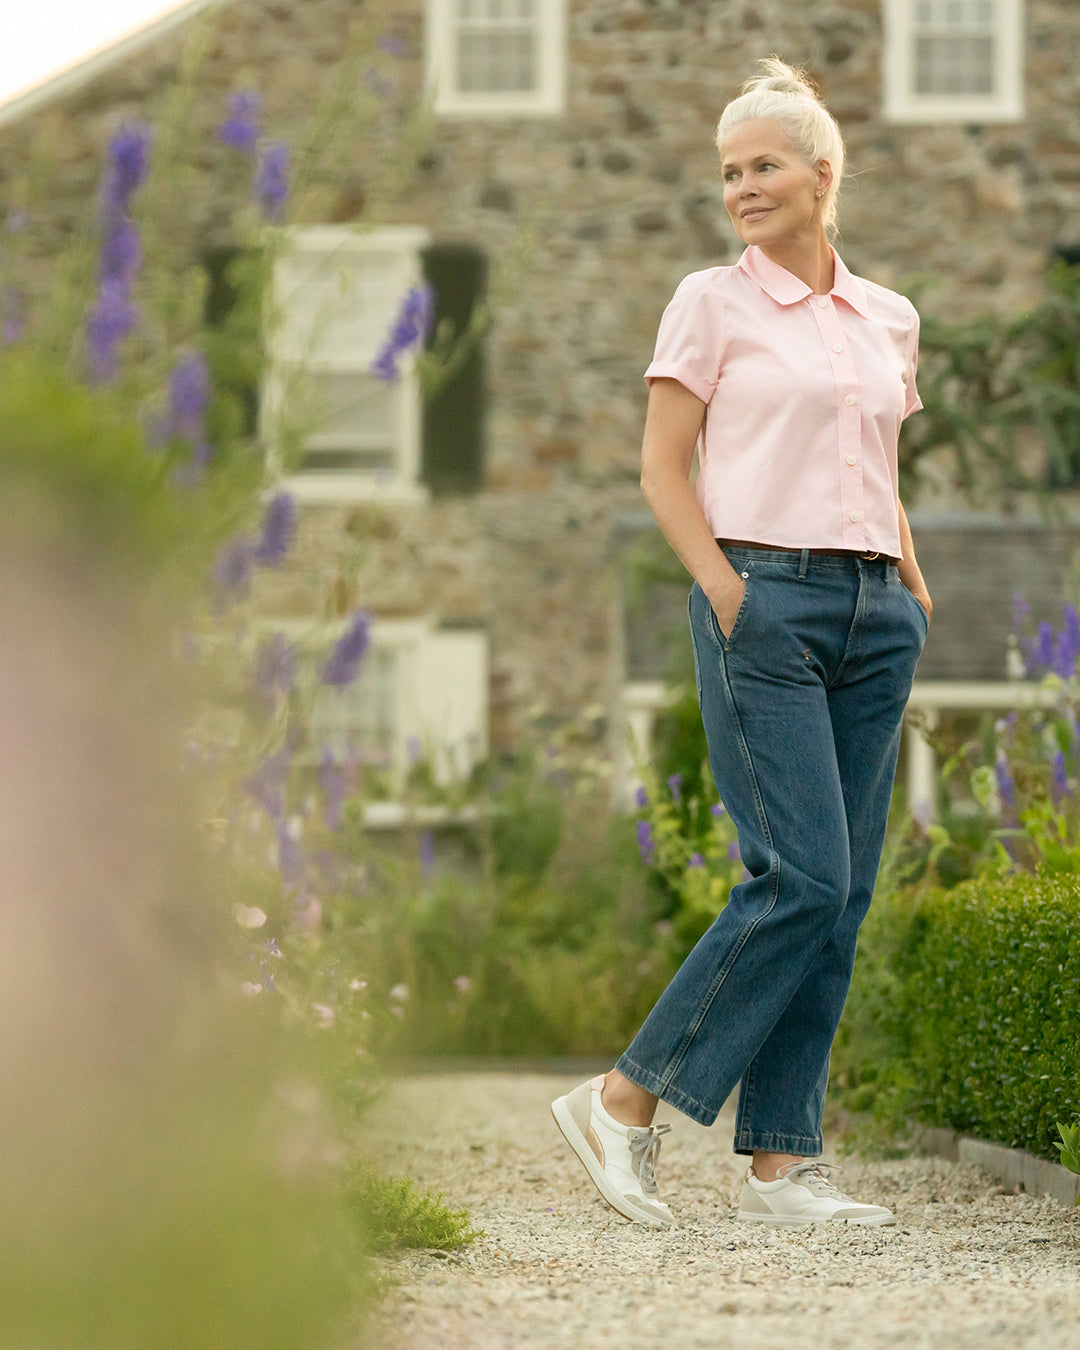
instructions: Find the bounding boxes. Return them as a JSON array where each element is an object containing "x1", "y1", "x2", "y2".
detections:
[{"x1": 759, "y1": 234, "x2": 835, "y2": 295}]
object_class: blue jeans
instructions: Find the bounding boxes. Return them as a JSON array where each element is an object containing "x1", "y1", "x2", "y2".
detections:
[{"x1": 617, "y1": 548, "x2": 928, "y2": 1155}]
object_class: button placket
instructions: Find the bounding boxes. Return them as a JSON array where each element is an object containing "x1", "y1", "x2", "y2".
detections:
[{"x1": 810, "y1": 298, "x2": 866, "y2": 549}]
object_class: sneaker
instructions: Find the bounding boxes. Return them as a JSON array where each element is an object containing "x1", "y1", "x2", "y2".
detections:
[
  {"x1": 737, "y1": 1161, "x2": 897, "y2": 1227},
  {"x1": 551, "y1": 1075, "x2": 674, "y2": 1227}
]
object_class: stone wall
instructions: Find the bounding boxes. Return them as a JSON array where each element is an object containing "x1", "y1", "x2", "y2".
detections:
[{"x1": 2, "y1": 0, "x2": 1079, "y2": 750}]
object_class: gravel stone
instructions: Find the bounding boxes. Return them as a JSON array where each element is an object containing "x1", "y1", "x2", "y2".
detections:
[{"x1": 364, "y1": 1071, "x2": 1080, "y2": 1349}]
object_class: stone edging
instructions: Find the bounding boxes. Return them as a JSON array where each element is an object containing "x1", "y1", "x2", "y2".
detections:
[{"x1": 914, "y1": 1125, "x2": 1080, "y2": 1209}]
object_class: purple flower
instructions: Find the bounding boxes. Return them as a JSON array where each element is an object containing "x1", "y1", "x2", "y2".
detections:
[
  {"x1": 1052, "y1": 605, "x2": 1080, "y2": 678},
  {"x1": 253, "y1": 632, "x2": 295, "y2": 703},
  {"x1": 1026, "y1": 621, "x2": 1055, "y2": 670},
  {"x1": 634, "y1": 785, "x2": 648, "y2": 809},
  {"x1": 727, "y1": 841, "x2": 741, "y2": 862},
  {"x1": 252, "y1": 491, "x2": 297, "y2": 567},
  {"x1": 1051, "y1": 750, "x2": 1069, "y2": 804},
  {"x1": 688, "y1": 852, "x2": 705, "y2": 868},
  {"x1": 667, "y1": 773, "x2": 682, "y2": 804},
  {"x1": 321, "y1": 609, "x2": 371, "y2": 687},
  {"x1": 419, "y1": 829, "x2": 436, "y2": 877},
  {"x1": 255, "y1": 141, "x2": 290, "y2": 221},
  {"x1": 100, "y1": 217, "x2": 142, "y2": 287},
  {"x1": 219, "y1": 90, "x2": 262, "y2": 154},
  {"x1": 377, "y1": 36, "x2": 408, "y2": 56},
  {"x1": 636, "y1": 819, "x2": 654, "y2": 866},
  {"x1": 246, "y1": 747, "x2": 291, "y2": 822},
  {"x1": 1, "y1": 286, "x2": 23, "y2": 345},
  {"x1": 169, "y1": 351, "x2": 211, "y2": 426},
  {"x1": 995, "y1": 750, "x2": 1016, "y2": 817},
  {"x1": 212, "y1": 535, "x2": 255, "y2": 599},
  {"x1": 372, "y1": 284, "x2": 435, "y2": 382},
  {"x1": 101, "y1": 124, "x2": 153, "y2": 216},
  {"x1": 318, "y1": 749, "x2": 347, "y2": 831},
  {"x1": 86, "y1": 124, "x2": 151, "y2": 384},
  {"x1": 710, "y1": 801, "x2": 725, "y2": 816},
  {"x1": 86, "y1": 278, "x2": 138, "y2": 383}
]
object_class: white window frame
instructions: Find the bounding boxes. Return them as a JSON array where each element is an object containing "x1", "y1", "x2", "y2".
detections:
[
  {"x1": 883, "y1": 0, "x2": 1024, "y2": 124},
  {"x1": 425, "y1": 0, "x2": 567, "y2": 117},
  {"x1": 271, "y1": 616, "x2": 489, "y2": 791},
  {"x1": 263, "y1": 225, "x2": 431, "y2": 504}
]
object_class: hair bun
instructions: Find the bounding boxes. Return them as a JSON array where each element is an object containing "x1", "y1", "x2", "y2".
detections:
[{"x1": 744, "y1": 57, "x2": 822, "y2": 104}]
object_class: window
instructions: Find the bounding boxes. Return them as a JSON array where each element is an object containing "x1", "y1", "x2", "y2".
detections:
[
  {"x1": 291, "y1": 617, "x2": 489, "y2": 790},
  {"x1": 263, "y1": 226, "x2": 430, "y2": 502},
  {"x1": 883, "y1": 0, "x2": 1024, "y2": 123},
  {"x1": 425, "y1": 0, "x2": 567, "y2": 117}
]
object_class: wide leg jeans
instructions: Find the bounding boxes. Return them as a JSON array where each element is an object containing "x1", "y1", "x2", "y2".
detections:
[{"x1": 617, "y1": 548, "x2": 928, "y2": 1155}]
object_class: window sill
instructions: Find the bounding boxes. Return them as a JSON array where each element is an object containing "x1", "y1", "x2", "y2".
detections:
[{"x1": 279, "y1": 474, "x2": 430, "y2": 506}]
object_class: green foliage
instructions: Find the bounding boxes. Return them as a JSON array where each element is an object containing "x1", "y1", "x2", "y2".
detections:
[
  {"x1": 835, "y1": 869, "x2": 1080, "y2": 1159},
  {"x1": 322, "y1": 794, "x2": 681, "y2": 1059},
  {"x1": 1055, "y1": 1117, "x2": 1080, "y2": 1201},
  {"x1": 903, "y1": 260, "x2": 1080, "y2": 495},
  {"x1": 343, "y1": 1165, "x2": 483, "y2": 1252}
]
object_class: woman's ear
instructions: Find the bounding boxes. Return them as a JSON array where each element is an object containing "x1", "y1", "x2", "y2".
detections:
[{"x1": 815, "y1": 159, "x2": 833, "y2": 200}]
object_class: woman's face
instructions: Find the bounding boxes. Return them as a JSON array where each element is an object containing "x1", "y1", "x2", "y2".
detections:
[{"x1": 721, "y1": 118, "x2": 830, "y2": 251}]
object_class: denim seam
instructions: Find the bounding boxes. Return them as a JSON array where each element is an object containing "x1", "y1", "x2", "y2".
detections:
[
  {"x1": 651, "y1": 632, "x2": 782, "y2": 1106},
  {"x1": 733, "y1": 1130, "x2": 824, "y2": 1156},
  {"x1": 735, "y1": 1059, "x2": 756, "y2": 1138},
  {"x1": 828, "y1": 561, "x2": 867, "y2": 690},
  {"x1": 616, "y1": 1055, "x2": 719, "y2": 1127}
]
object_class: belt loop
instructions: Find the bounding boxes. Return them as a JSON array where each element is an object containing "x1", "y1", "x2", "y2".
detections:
[{"x1": 798, "y1": 548, "x2": 809, "y2": 580}]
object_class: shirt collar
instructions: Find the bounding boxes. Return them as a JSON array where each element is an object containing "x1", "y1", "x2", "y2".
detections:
[{"x1": 738, "y1": 245, "x2": 870, "y2": 318}]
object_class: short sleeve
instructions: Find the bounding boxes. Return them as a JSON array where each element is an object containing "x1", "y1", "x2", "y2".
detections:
[
  {"x1": 644, "y1": 271, "x2": 726, "y2": 405},
  {"x1": 902, "y1": 302, "x2": 923, "y2": 421}
]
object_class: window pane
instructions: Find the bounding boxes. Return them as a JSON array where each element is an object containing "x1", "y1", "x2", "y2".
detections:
[
  {"x1": 914, "y1": 34, "x2": 995, "y2": 95},
  {"x1": 300, "y1": 371, "x2": 399, "y2": 473},
  {"x1": 278, "y1": 251, "x2": 413, "y2": 362},
  {"x1": 457, "y1": 30, "x2": 535, "y2": 92},
  {"x1": 310, "y1": 647, "x2": 396, "y2": 766}
]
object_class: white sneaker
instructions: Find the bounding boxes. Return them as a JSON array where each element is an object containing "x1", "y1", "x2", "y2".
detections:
[
  {"x1": 737, "y1": 1161, "x2": 897, "y2": 1227},
  {"x1": 551, "y1": 1075, "x2": 674, "y2": 1227}
]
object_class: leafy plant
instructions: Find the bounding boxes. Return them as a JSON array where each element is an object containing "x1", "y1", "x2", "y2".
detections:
[
  {"x1": 343, "y1": 1166, "x2": 483, "y2": 1253},
  {"x1": 1054, "y1": 1116, "x2": 1080, "y2": 1202}
]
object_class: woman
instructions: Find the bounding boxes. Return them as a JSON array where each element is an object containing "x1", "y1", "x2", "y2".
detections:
[{"x1": 552, "y1": 59, "x2": 931, "y2": 1228}]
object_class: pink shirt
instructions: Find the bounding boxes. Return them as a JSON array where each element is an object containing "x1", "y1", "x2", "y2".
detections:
[{"x1": 644, "y1": 245, "x2": 922, "y2": 559}]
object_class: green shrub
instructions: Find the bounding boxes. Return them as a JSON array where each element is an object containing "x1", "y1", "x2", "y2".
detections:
[
  {"x1": 836, "y1": 869, "x2": 1080, "y2": 1158},
  {"x1": 342, "y1": 1166, "x2": 482, "y2": 1253}
]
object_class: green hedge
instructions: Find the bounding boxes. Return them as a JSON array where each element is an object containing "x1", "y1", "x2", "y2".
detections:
[{"x1": 836, "y1": 869, "x2": 1080, "y2": 1159}]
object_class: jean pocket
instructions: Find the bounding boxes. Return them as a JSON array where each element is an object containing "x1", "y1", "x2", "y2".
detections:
[
  {"x1": 899, "y1": 581, "x2": 930, "y2": 636},
  {"x1": 710, "y1": 578, "x2": 750, "y2": 646}
]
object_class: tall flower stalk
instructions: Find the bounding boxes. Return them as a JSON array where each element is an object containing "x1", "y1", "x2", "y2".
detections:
[{"x1": 85, "y1": 124, "x2": 153, "y2": 383}]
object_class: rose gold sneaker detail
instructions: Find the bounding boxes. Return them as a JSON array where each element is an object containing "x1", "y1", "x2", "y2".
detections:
[{"x1": 551, "y1": 1076, "x2": 674, "y2": 1227}]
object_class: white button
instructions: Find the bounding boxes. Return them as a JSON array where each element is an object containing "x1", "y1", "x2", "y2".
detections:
[
  {"x1": 741, "y1": 572, "x2": 749, "y2": 579},
  {"x1": 844, "y1": 394, "x2": 856, "y2": 406},
  {"x1": 816, "y1": 297, "x2": 829, "y2": 308},
  {"x1": 846, "y1": 455, "x2": 857, "y2": 466},
  {"x1": 832, "y1": 343, "x2": 844, "y2": 354},
  {"x1": 849, "y1": 512, "x2": 860, "y2": 522}
]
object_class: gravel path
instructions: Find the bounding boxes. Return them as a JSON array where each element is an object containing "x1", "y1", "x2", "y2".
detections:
[{"x1": 364, "y1": 1070, "x2": 1080, "y2": 1349}]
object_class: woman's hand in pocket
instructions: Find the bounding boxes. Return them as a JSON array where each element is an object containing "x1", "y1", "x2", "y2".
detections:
[{"x1": 708, "y1": 574, "x2": 746, "y2": 639}]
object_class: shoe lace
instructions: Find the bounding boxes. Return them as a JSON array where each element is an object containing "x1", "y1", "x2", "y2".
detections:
[
  {"x1": 777, "y1": 1160, "x2": 856, "y2": 1202},
  {"x1": 628, "y1": 1123, "x2": 671, "y2": 1197}
]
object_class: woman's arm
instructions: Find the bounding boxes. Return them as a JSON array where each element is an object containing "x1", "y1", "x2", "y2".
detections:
[
  {"x1": 640, "y1": 378, "x2": 747, "y2": 637},
  {"x1": 897, "y1": 499, "x2": 932, "y2": 621}
]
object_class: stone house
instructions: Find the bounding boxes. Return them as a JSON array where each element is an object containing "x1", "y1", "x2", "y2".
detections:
[{"x1": 1, "y1": 0, "x2": 1078, "y2": 811}]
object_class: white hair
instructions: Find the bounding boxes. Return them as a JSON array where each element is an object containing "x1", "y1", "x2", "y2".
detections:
[{"x1": 715, "y1": 58, "x2": 846, "y2": 238}]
